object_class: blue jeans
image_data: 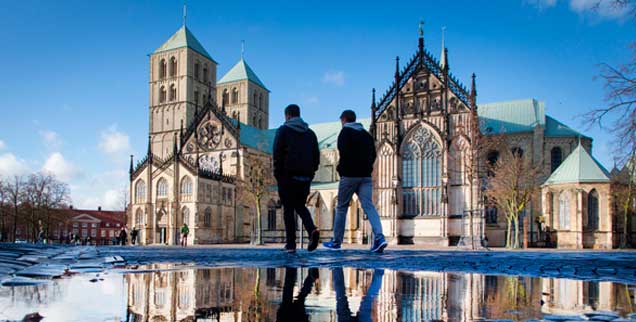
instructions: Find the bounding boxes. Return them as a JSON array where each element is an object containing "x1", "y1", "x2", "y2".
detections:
[
  {"x1": 333, "y1": 177, "x2": 384, "y2": 245},
  {"x1": 333, "y1": 267, "x2": 384, "y2": 322}
]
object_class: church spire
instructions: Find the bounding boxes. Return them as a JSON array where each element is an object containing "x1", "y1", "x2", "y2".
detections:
[
  {"x1": 470, "y1": 73, "x2": 477, "y2": 109},
  {"x1": 173, "y1": 132, "x2": 178, "y2": 157},
  {"x1": 129, "y1": 155, "x2": 134, "y2": 180},
  {"x1": 183, "y1": 0, "x2": 187, "y2": 27},
  {"x1": 440, "y1": 27, "x2": 448, "y2": 70},
  {"x1": 418, "y1": 20, "x2": 425, "y2": 55},
  {"x1": 147, "y1": 135, "x2": 152, "y2": 161}
]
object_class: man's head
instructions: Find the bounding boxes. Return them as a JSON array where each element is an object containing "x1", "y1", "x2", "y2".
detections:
[
  {"x1": 340, "y1": 109, "x2": 357, "y2": 126},
  {"x1": 284, "y1": 104, "x2": 301, "y2": 121}
]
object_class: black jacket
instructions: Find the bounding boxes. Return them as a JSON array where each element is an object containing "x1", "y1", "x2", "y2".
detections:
[
  {"x1": 273, "y1": 117, "x2": 320, "y2": 181},
  {"x1": 337, "y1": 123, "x2": 376, "y2": 177}
]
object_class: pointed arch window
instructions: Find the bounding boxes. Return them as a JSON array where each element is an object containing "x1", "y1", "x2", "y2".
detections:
[
  {"x1": 511, "y1": 147, "x2": 524, "y2": 158},
  {"x1": 259, "y1": 94, "x2": 263, "y2": 110},
  {"x1": 180, "y1": 176, "x2": 193, "y2": 200},
  {"x1": 157, "y1": 178, "x2": 168, "y2": 198},
  {"x1": 486, "y1": 150, "x2": 499, "y2": 177},
  {"x1": 159, "y1": 86, "x2": 167, "y2": 103},
  {"x1": 559, "y1": 191, "x2": 570, "y2": 230},
  {"x1": 135, "y1": 208, "x2": 144, "y2": 226},
  {"x1": 450, "y1": 138, "x2": 468, "y2": 185},
  {"x1": 232, "y1": 88, "x2": 239, "y2": 104},
  {"x1": 159, "y1": 59, "x2": 167, "y2": 79},
  {"x1": 182, "y1": 207, "x2": 190, "y2": 226},
  {"x1": 551, "y1": 147, "x2": 563, "y2": 173},
  {"x1": 194, "y1": 61, "x2": 200, "y2": 80},
  {"x1": 135, "y1": 180, "x2": 146, "y2": 203},
  {"x1": 203, "y1": 64, "x2": 208, "y2": 83},
  {"x1": 194, "y1": 89, "x2": 199, "y2": 106},
  {"x1": 253, "y1": 92, "x2": 258, "y2": 108},
  {"x1": 169, "y1": 84, "x2": 177, "y2": 101},
  {"x1": 170, "y1": 57, "x2": 177, "y2": 76},
  {"x1": 402, "y1": 127, "x2": 442, "y2": 216},
  {"x1": 587, "y1": 189, "x2": 599, "y2": 230}
]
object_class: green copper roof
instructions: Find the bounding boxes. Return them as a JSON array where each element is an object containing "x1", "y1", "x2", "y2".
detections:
[
  {"x1": 310, "y1": 118, "x2": 371, "y2": 149},
  {"x1": 543, "y1": 144, "x2": 610, "y2": 185},
  {"x1": 154, "y1": 26, "x2": 215, "y2": 62},
  {"x1": 218, "y1": 58, "x2": 268, "y2": 91},
  {"x1": 310, "y1": 181, "x2": 340, "y2": 190},
  {"x1": 478, "y1": 99, "x2": 545, "y2": 134},
  {"x1": 544, "y1": 115, "x2": 588, "y2": 139}
]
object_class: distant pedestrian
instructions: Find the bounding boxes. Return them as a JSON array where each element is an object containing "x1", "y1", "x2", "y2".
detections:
[
  {"x1": 119, "y1": 227, "x2": 128, "y2": 246},
  {"x1": 180, "y1": 224, "x2": 189, "y2": 247},
  {"x1": 273, "y1": 104, "x2": 320, "y2": 253},
  {"x1": 37, "y1": 229, "x2": 45, "y2": 244},
  {"x1": 131, "y1": 227, "x2": 139, "y2": 245},
  {"x1": 323, "y1": 110, "x2": 388, "y2": 253}
]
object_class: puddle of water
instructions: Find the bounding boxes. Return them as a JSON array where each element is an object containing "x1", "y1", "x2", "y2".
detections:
[{"x1": 1, "y1": 265, "x2": 635, "y2": 322}]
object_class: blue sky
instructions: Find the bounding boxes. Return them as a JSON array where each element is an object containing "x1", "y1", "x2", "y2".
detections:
[{"x1": 0, "y1": 0, "x2": 633, "y2": 210}]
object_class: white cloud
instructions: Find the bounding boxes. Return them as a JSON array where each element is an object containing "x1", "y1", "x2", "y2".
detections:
[
  {"x1": 0, "y1": 139, "x2": 5, "y2": 150},
  {"x1": 99, "y1": 125, "x2": 131, "y2": 156},
  {"x1": 569, "y1": 0, "x2": 630, "y2": 18},
  {"x1": 303, "y1": 96, "x2": 320, "y2": 105},
  {"x1": 40, "y1": 130, "x2": 62, "y2": 150},
  {"x1": 322, "y1": 70, "x2": 345, "y2": 86},
  {"x1": 0, "y1": 153, "x2": 30, "y2": 177},
  {"x1": 42, "y1": 152, "x2": 80, "y2": 182}
]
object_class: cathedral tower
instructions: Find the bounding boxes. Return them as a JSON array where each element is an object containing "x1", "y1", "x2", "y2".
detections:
[
  {"x1": 217, "y1": 58, "x2": 269, "y2": 129},
  {"x1": 149, "y1": 26, "x2": 217, "y2": 158}
]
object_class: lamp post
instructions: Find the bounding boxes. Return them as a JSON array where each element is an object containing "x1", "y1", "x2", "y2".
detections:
[{"x1": 392, "y1": 176, "x2": 399, "y2": 244}]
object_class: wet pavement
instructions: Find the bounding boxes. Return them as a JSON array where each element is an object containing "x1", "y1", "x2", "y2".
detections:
[{"x1": 0, "y1": 244, "x2": 635, "y2": 321}]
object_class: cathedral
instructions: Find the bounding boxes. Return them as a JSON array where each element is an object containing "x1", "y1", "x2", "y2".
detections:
[{"x1": 128, "y1": 22, "x2": 622, "y2": 249}]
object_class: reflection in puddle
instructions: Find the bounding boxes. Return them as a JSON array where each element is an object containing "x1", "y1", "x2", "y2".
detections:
[{"x1": 1, "y1": 265, "x2": 635, "y2": 321}]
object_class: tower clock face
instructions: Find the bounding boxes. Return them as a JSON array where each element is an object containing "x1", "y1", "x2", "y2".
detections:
[{"x1": 197, "y1": 122, "x2": 222, "y2": 149}]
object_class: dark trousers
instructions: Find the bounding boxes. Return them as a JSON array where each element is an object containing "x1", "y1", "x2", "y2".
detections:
[
  {"x1": 277, "y1": 267, "x2": 317, "y2": 322},
  {"x1": 277, "y1": 178, "x2": 316, "y2": 249}
]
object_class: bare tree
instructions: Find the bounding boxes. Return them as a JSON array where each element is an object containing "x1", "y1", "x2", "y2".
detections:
[
  {"x1": 0, "y1": 178, "x2": 7, "y2": 241},
  {"x1": 5, "y1": 176, "x2": 25, "y2": 242},
  {"x1": 611, "y1": 149, "x2": 636, "y2": 247},
  {"x1": 485, "y1": 140, "x2": 543, "y2": 248},
  {"x1": 23, "y1": 173, "x2": 70, "y2": 241},
  {"x1": 236, "y1": 154, "x2": 274, "y2": 245}
]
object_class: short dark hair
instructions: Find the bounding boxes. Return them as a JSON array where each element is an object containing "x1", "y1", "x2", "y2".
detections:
[
  {"x1": 340, "y1": 109, "x2": 356, "y2": 123},
  {"x1": 285, "y1": 104, "x2": 301, "y2": 117}
]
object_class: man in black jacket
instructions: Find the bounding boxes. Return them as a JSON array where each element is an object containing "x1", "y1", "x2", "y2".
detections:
[
  {"x1": 323, "y1": 110, "x2": 387, "y2": 253},
  {"x1": 273, "y1": 104, "x2": 320, "y2": 253}
]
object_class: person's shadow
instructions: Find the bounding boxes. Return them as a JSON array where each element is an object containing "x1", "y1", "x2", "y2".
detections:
[
  {"x1": 333, "y1": 267, "x2": 384, "y2": 322},
  {"x1": 276, "y1": 267, "x2": 319, "y2": 322}
]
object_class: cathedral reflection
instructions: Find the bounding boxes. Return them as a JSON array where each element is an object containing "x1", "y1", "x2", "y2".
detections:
[{"x1": 125, "y1": 266, "x2": 636, "y2": 322}]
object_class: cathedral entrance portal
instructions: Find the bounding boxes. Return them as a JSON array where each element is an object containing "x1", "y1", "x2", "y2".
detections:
[{"x1": 158, "y1": 227, "x2": 167, "y2": 244}]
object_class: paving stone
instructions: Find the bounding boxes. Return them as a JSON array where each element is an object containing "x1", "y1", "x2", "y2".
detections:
[{"x1": 1, "y1": 276, "x2": 49, "y2": 286}]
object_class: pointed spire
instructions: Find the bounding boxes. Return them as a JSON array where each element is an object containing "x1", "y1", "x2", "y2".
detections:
[
  {"x1": 237, "y1": 111, "x2": 241, "y2": 130},
  {"x1": 418, "y1": 20, "x2": 425, "y2": 55},
  {"x1": 470, "y1": 73, "x2": 477, "y2": 103},
  {"x1": 180, "y1": 120, "x2": 184, "y2": 141},
  {"x1": 440, "y1": 27, "x2": 447, "y2": 70},
  {"x1": 183, "y1": 0, "x2": 187, "y2": 27},
  {"x1": 129, "y1": 154, "x2": 134, "y2": 179},
  {"x1": 173, "y1": 132, "x2": 178, "y2": 157},
  {"x1": 371, "y1": 88, "x2": 377, "y2": 112},
  {"x1": 147, "y1": 135, "x2": 153, "y2": 160},
  {"x1": 395, "y1": 56, "x2": 400, "y2": 80},
  {"x1": 219, "y1": 152, "x2": 224, "y2": 175}
]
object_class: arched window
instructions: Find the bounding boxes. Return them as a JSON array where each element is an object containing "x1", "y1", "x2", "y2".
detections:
[
  {"x1": 267, "y1": 201, "x2": 277, "y2": 231},
  {"x1": 231, "y1": 88, "x2": 238, "y2": 104},
  {"x1": 253, "y1": 93, "x2": 258, "y2": 107},
  {"x1": 135, "y1": 208, "x2": 143, "y2": 226},
  {"x1": 157, "y1": 178, "x2": 168, "y2": 198},
  {"x1": 169, "y1": 84, "x2": 177, "y2": 101},
  {"x1": 182, "y1": 207, "x2": 190, "y2": 226},
  {"x1": 559, "y1": 191, "x2": 570, "y2": 230},
  {"x1": 587, "y1": 189, "x2": 599, "y2": 230},
  {"x1": 180, "y1": 176, "x2": 193, "y2": 200},
  {"x1": 170, "y1": 57, "x2": 177, "y2": 76},
  {"x1": 204, "y1": 208, "x2": 211, "y2": 227},
  {"x1": 159, "y1": 86, "x2": 167, "y2": 103},
  {"x1": 194, "y1": 89, "x2": 199, "y2": 106},
  {"x1": 135, "y1": 180, "x2": 146, "y2": 203},
  {"x1": 194, "y1": 61, "x2": 200, "y2": 80},
  {"x1": 486, "y1": 150, "x2": 499, "y2": 177},
  {"x1": 259, "y1": 94, "x2": 263, "y2": 110},
  {"x1": 222, "y1": 89, "x2": 229, "y2": 106},
  {"x1": 402, "y1": 127, "x2": 442, "y2": 216},
  {"x1": 159, "y1": 59, "x2": 167, "y2": 79},
  {"x1": 203, "y1": 64, "x2": 208, "y2": 82},
  {"x1": 252, "y1": 116, "x2": 257, "y2": 125},
  {"x1": 511, "y1": 147, "x2": 524, "y2": 158},
  {"x1": 551, "y1": 147, "x2": 563, "y2": 173},
  {"x1": 449, "y1": 138, "x2": 468, "y2": 185}
]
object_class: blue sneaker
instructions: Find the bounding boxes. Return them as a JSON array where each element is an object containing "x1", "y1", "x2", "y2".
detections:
[
  {"x1": 370, "y1": 236, "x2": 388, "y2": 253},
  {"x1": 323, "y1": 240, "x2": 341, "y2": 250}
]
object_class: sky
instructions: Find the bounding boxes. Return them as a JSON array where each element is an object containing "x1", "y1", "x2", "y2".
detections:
[{"x1": 0, "y1": 0, "x2": 634, "y2": 210}]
